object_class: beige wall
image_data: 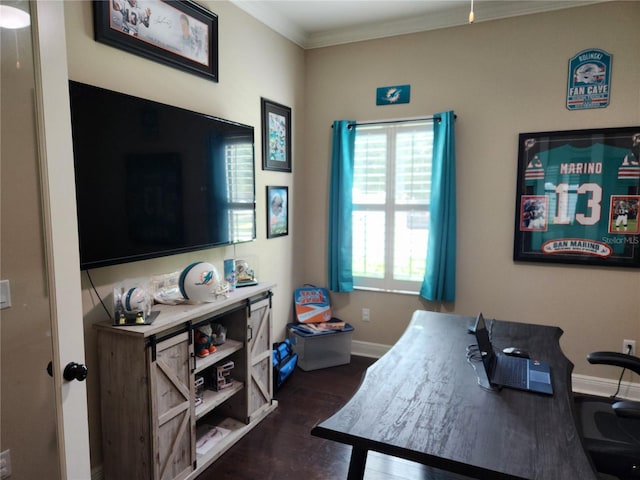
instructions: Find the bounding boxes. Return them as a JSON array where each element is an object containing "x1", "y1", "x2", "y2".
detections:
[
  {"x1": 301, "y1": 2, "x2": 640, "y2": 376},
  {"x1": 63, "y1": 0, "x2": 305, "y2": 468}
]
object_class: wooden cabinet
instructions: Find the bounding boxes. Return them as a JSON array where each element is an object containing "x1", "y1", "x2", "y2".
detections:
[{"x1": 96, "y1": 284, "x2": 276, "y2": 480}]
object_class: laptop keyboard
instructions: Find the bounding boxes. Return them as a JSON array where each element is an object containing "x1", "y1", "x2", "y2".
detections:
[{"x1": 493, "y1": 356, "x2": 527, "y2": 388}]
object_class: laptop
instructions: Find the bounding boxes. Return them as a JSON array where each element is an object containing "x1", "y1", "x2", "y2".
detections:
[{"x1": 473, "y1": 313, "x2": 553, "y2": 395}]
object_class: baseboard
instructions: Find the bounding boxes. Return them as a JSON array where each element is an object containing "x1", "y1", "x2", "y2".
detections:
[
  {"x1": 351, "y1": 339, "x2": 390, "y2": 359},
  {"x1": 571, "y1": 373, "x2": 640, "y2": 400},
  {"x1": 351, "y1": 340, "x2": 640, "y2": 400}
]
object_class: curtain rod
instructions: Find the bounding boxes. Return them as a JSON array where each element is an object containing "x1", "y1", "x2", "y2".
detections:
[{"x1": 331, "y1": 114, "x2": 457, "y2": 128}]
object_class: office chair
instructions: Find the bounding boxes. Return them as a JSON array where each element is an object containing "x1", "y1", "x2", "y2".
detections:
[{"x1": 575, "y1": 351, "x2": 640, "y2": 480}]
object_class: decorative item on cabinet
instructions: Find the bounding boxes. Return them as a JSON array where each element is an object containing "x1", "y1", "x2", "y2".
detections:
[
  {"x1": 210, "y1": 360, "x2": 234, "y2": 391},
  {"x1": 112, "y1": 277, "x2": 156, "y2": 325}
]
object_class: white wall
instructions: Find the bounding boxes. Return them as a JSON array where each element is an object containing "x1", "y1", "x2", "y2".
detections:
[
  {"x1": 63, "y1": 0, "x2": 304, "y2": 468},
  {"x1": 301, "y1": 2, "x2": 640, "y2": 378}
]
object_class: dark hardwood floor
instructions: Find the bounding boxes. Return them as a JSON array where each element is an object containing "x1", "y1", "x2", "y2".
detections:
[{"x1": 196, "y1": 356, "x2": 473, "y2": 480}]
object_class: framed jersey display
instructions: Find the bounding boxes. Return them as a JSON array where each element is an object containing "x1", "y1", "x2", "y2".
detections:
[{"x1": 514, "y1": 126, "x2": 640, "y2": 268}]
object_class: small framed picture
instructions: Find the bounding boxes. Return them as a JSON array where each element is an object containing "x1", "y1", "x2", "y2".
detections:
[
  {"x1": 93, "y1": 0, "x2": 219, "y2": 82},
  {"x1": 261, "y1": 98, "x2": 292, "y2": 172},
  {"x1": 267, "y1": 186, "x2": 288, "y2": 238}
]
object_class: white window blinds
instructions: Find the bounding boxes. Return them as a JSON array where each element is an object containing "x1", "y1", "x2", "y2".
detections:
[{"x1": 352, "y1": 120, "x2": 433, "y2": 292}]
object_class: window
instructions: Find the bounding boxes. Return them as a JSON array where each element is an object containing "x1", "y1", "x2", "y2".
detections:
[
  {"x1": 225, "y1": 139, "x2": 255, "y2": 242},
  {"x1": 352, "y1": 120, "x2": 433, "y2": 293}
]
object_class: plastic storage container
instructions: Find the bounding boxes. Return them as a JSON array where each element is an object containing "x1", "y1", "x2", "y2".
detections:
[{"x1": 287, "y1": 323, "x2": 354, "y2": 371}]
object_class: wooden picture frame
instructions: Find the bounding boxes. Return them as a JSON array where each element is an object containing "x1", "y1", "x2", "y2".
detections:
[
  {"x1": 261, "y1": 98, "x2": 292, "y2": 172},
  {"x1": 93, "y1": 0, "x2": 218, "y2": 82},
  {"x1": 514, "y1": 126, "x2": 640, "y2": 268},
  {"x1": 267, "y1": 186, "x2": 288, "y2": 238}
]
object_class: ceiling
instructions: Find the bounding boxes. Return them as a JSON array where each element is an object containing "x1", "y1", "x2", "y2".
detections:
[{"x1": 230, "y1": 0, "x2": 607, "y2": 49}]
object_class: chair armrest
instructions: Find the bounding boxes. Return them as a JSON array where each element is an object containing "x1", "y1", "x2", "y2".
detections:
[
  {"x1": 587, "y1": 351, "x2": 640, "y2": 376},
  {"x1": 612, "y1": 400, "x2": 640, "y2": 419}
]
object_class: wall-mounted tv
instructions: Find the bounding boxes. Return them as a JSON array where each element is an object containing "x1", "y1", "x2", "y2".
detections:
[{"x1": 68, "y1": 81, "x2": 256, "y2": 270}]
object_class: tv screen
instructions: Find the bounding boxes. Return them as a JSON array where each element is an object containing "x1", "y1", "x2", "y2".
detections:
[{"x1": 68, "y1": 81, "x2": 256, "y2": 270}]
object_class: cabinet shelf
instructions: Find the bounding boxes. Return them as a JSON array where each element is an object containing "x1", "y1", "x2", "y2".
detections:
[
  {"x1": 194, "y1": 339, "x2": 243, "y2": 374},
  {"x1": 193, "y1": 410, "x2": 277, "y2": 477},
  {"x1": 195, "y1": 381, "x2": 244, "y2": 420},
  {"x1": 195, "y1": 417, "x2": 245, "y2": 460}
]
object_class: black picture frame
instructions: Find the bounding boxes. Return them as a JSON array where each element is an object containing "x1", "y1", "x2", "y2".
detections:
[
  {"x1": 261, "y1": 98, "x2": 292, "y2": 172},
  {"x1": 267, "y1": 186, "x2": 289, "y2": 238},
  {"x1": 514, "y1": 126, "x2": 640, "y2": 268},
  {"x1": 93, "y1": 0, "x2": 218, "y2": 82}
]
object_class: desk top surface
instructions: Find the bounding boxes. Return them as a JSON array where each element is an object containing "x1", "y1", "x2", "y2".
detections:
[{"x1": 312, "y1": 311, "x2": 597, "y2": 480}]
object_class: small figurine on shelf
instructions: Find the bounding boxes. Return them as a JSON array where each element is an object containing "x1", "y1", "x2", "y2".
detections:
[
  {"x1": 211, "y1": 323, "x2": 227, "y2": 346},
  {"x1": 194, "y1": 324, "x2": 217, "y2": 358}
]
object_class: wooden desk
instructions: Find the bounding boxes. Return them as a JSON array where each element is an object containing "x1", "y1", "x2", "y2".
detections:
[{"x1": 311, "y1": 311, "x2": 597, "y2": 480}]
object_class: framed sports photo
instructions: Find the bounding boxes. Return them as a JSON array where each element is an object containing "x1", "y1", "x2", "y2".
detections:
[
  {"x1": 267, "y1": 186, "x2": 288, "y2": 238},
  {"x1": 261, "y1": 98, "x2": 292, "y2": 172},
  {"x1": 514, "y1": 126, "x2": 640, "y2": 268},
  {"x1": 93, "y1": 0, "x2": 218, "y2": 82}
]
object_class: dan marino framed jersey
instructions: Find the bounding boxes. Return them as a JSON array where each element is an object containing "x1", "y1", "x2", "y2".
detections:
[{"x1": 514, "y1": 126, "x2": 640, "y2": 268}]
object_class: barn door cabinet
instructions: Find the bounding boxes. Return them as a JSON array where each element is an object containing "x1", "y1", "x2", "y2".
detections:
[{"x1": 96, "y1": 283, "x2": 276, "y2": 480}]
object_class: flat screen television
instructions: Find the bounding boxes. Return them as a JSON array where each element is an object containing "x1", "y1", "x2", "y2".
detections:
[{"x1": 68, "y1": 81, "x2": 256, "y2": 270}]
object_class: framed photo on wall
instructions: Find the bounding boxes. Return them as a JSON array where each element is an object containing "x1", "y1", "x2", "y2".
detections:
[
  {"x1": 93, "y1": 0, "x2": 219, "y2": 81},
  {"x1": 267, "y1": 186, "x2": 288, "y2": 238},
  {"x1": 261, "y1": 98, "x2": 292, "y2": 172},
  {"x1": 514, "y1": 126, "x2": 640, "y2": 268}
]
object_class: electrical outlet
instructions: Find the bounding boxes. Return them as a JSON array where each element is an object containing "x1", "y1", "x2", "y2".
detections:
[
  {"x1": 361, "y1": 308, "x2": 370, "y2": 322},
  {"x1": 0, "y1": 449, "x2": 11, "y2": 479},
  {"x1": 623, "y1": 339, "x2": 636, "y2": 356}
]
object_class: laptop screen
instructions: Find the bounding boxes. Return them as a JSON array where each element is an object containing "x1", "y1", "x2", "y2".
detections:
[{"x1": 474, "y1": 313, "x2": 496, "y2": 377}]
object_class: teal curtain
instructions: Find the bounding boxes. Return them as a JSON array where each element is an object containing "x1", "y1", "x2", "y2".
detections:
[
  {"x1": 327, "y1": 120, "x2": 356, "y2": 292},
  {"x1": 420, "y1": 111, "x2": 457, "y2": 302}
]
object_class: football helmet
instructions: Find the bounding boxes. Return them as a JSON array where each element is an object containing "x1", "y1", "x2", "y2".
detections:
[
  {"x1": 179, "y1": 261, "x2": 221, "y2": 303},
  {"x1": 121, "y1": 286, "x2": 149, "y2": 313}
]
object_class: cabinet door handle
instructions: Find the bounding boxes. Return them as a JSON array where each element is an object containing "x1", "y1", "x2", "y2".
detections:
[{"x1": 247, "y1": 325, "x2": 253, "y2": 342}]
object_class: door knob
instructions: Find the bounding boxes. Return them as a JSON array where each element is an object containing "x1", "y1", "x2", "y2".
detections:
[{"x1": 63, "y1": 362, "x2": 88, "y2": 382}]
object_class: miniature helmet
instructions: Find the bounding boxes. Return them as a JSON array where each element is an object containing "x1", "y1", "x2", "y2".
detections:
[
  {"x1": 179, "y1": 261, "x2": 220, "y2": 302},
  {"x1": 235, "y1": 260, "x2": 250, "y2": 279},
  {"x1": 121, "y1": 287, "x2": 148, "y2": 313}
]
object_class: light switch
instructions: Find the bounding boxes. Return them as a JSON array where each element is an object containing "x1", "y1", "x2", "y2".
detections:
[{"x1": 0, "y1": 280, "x2": 11, "y2": 309}]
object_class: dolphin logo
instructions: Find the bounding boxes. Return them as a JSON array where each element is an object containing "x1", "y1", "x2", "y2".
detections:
[{"x1": 196, "y1": 270, "x2": 214, "y2": 286}]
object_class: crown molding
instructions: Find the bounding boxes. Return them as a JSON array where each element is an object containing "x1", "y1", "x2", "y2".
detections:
[
  {"x1": 309, "y1": 1, "x2": 606, "y2": 48},
  {"x1": 231, "y1": 0, "x2": 609, "y2": 49},
  {"x1": 231, "y1": 0, "x2": 308, "y2": 47}
]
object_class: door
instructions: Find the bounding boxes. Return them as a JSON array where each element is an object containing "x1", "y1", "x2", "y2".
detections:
[
  {"x1": 0, "y1": 1, "x2": 91, "y2": 478},
  {"x1": 247, "y1": 297, "x2": 273, "y2": 421},
  {"x1": 0, "y1": 2, "x2": 62, "y2": 477}
]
